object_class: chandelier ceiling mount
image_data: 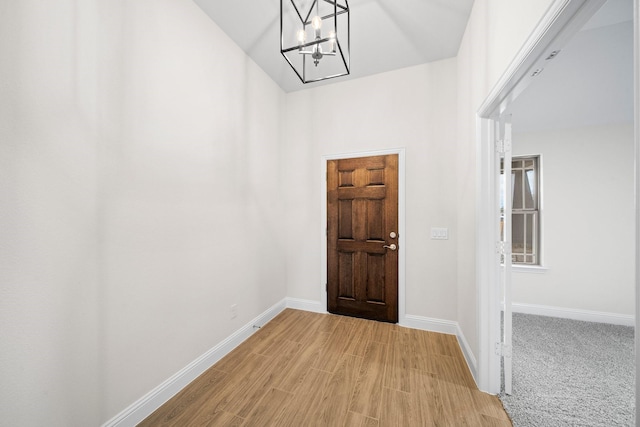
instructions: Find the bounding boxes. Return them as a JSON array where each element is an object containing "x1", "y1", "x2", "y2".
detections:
[{"x1": 280, "y1": 0, "x2": 350, "y2": 84}]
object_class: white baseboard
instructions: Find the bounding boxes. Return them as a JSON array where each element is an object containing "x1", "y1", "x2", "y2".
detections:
[
  {"x1": 455, "y1": 325, "x2": 478, "y2": 384},
  {"x1": 101, "y1": 299, "x2": 287, "y2": 427},
  {"x1": 512, "y1": 302, "x2": 635, "y2": 327},
  {"x1": 401, "y1": 314, "x2": 458, "y2": 335},
  {"x1": 400, "y1": 314, "x2": 478, "y2": 386},
  {"x1": 285, "y1": 297, "x2": 326, "y2": 313}
]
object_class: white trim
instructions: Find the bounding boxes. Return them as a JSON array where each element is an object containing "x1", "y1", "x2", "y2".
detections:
[
  {"x1": 401, "y1": 314, "x2": 458, "y2": 335},
  {"x1": 101, "y1": 300, "x2": 287, "y2": 427},
  {"x1": 476, "y1": 0, "x2": 609, "y2": 395},
  {"x1": 476, "y1": 114, "x2": 501, "y2": 394},
  {"x1": 477, "y1": 0, "x2": 604, "y2": 119},
  {"x1": 512, "y1": 303, "x2": 635, "y2": 327},
  {"x1": 634, "y1": 0, "x2": 640, "y2": 422},
  {"x1": 511, "y1": 265, "x2": 548, "y2": 274},
  {"x1": 399, "y1": 314, "x2": 477, "y2": 385},
  {"x1": 456, "y1": 324, "x2": 478, "y2": 384},
  {"x1": 538, "y1": 153, "x2": 546, "y2": 267},
  {"x1": 285, "y1": 297, "x2": 325, "y2": 313},
  {"x1": 320, "y1": 148, "x2": 407, "y2": 324}
]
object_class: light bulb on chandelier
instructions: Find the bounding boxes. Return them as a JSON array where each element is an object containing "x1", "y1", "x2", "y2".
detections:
[{"x1": 280, "y1": 0, "x2": 350, "y2": 84}]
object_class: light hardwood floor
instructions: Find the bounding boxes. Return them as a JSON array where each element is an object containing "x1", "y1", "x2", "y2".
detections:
[{"x1": 140, "y1": 309, "x2": 512, "y2": 426}]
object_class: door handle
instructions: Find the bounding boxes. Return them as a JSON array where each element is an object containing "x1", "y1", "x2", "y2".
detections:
[{"x1": 383, "y1": 243, "x2": 397, "y2": 251}]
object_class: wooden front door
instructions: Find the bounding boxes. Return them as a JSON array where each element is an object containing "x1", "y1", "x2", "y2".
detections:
[{"x1": 327, "y1": 154, "x2": 399, "y2": 323}]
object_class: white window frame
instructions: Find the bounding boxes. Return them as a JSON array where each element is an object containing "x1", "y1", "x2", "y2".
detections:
[{"x1": 501, "y1": 155, "x2": 542, "y2": 266}]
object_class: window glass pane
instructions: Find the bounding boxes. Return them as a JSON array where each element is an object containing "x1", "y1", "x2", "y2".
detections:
[
  {"x1": 512, "y1": 170, "x2": 523, "y2": 209},
  {"x1": 525, "y1": 214, "x2": 534, "y2": 254},
  {"x1": 512, "y1": 214, "x2": 524, "y2": 254},
  {"x1": 524, "y1": 169, "x2": 536, "y2": 209},
  {"x1": 524, "y1": 160, "x2": 534, "y2": 168}
]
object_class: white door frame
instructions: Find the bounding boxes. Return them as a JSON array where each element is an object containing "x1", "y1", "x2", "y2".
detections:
[
  {"x1": 475, "y1": 0, "x2": 637, "y2": 394},
  {"x1": 500, "y1": 119, "x2": 514, "y2": 395},
  {"x1": 320, "y1": 148, "x2": 407, "y2": 324},
  {"x1": 634, "y1": 0, "x2": 640, "y2": 416}
]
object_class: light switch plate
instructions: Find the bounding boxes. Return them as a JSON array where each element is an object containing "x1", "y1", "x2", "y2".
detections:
[{"x1": 431, "y1": 227, "x2": 449, "y2": 240}]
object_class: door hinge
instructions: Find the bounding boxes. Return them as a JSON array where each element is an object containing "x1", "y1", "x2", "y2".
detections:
[
  {"x1": 496, "y1": 138, "x2": 512, "y2": 155},
  {"x1": 496, "y1": 241, "x2": 511, "y2": 256},
  {"x1": 495, "y1": 342, "x2": 512, "y2": 358}
]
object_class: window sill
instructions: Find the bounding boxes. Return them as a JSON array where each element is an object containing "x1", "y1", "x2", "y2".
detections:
[
  {"x1": 512, "y1": 264, "x2": 548, "y2": 274},
  {"x1": 500, "y1": 264, "x2": 548, "y2": 273}
]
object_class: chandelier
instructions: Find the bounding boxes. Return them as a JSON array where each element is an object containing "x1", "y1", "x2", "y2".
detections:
[{"x1": 280, "y1": 0, "x2": 350, "y2": 84}]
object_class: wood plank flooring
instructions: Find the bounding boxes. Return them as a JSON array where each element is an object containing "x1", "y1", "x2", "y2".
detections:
[{"x1": 139, "y1": 309, "x2": 512, "y2": 426}]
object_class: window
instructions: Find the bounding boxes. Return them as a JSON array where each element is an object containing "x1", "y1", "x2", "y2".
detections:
[{"x1": 500, "y1": 156, "x2": 540, "y2": 265}]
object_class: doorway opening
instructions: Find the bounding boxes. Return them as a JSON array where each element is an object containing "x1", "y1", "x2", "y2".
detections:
[{"x1": 476, "y1": 0, "x2": 638, "y2": 413}]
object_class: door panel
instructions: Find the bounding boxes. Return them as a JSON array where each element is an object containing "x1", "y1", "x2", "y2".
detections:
[{"x1": 327, "y1": 154, "x2": 398, "y2": 323}]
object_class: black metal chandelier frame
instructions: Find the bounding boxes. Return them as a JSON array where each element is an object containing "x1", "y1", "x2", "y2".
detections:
[{"x1": 280, "y1": 0, "x2": 350, "y2": 84}]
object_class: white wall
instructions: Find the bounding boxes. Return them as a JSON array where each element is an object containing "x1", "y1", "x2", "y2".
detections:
[
  {"x1": 283, "y1": 60, "x2": 460, "y2": 322},
  {"x1": 455, "y1": 0, "x2": 554, "y2": 362},
  {"x1": 512, "y1": 123, "x2": 635, "y2": 316},
  {"x1": 1, "y1": 0, "x2": 287, "y2": 424},
  {"x1": 0, "y1": 1, "x2": 102, "y2": 425},
  {"x1": 100, "y1": 1, "x2": 287, "y2": 419}
]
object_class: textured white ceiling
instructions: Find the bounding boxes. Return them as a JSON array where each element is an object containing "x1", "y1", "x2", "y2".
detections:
[{"x1": 192, "y1": 0, "x2": 474, "y2": 92}]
